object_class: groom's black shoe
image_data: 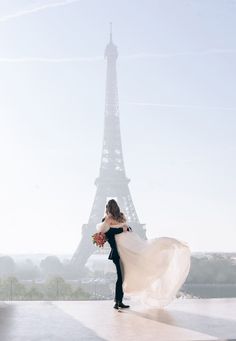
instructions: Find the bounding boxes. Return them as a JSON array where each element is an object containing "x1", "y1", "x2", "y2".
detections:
[
  {"x1": 113, "y1": 302, "x2": 120, "y2": 310},
  {"x1": 118, "y1": 302, "x2": 130, "y2": 308}
]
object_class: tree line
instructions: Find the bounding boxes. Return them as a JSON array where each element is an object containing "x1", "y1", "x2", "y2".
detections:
[{"x1": 1, "y1": 253, "x2": 236, "y2": 284}]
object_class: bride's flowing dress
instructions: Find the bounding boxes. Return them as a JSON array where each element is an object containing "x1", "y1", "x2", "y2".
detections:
[
  {"x1": 115, "y1": 230, "x2": 191, "y2": 308},
  {"x1": 97, "y1": 222, "x2": 191, "y2": 308}
]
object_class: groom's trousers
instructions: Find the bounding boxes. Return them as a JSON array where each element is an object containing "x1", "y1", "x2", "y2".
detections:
[{"x1": 112, "y1": 257, "x2": 124, "y2": 303}]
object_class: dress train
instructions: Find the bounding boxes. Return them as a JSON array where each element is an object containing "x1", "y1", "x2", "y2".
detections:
[{"x1": 115, "y1": 230, "x2": 191, "y2": 308}]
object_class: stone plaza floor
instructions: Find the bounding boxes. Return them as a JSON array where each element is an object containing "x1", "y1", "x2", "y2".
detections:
[{"x1": 0, "y1": 298, "x2": 236, "y2": 340}]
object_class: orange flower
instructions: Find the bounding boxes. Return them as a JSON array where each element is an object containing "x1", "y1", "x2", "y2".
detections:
[{"x1": 92, "y1": 232, "x2": 107, "y2": 247}]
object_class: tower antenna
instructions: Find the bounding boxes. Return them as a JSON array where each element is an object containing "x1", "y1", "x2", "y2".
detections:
[{"x1": 109, "y1": 22, "x2": 112, "y2": 42}]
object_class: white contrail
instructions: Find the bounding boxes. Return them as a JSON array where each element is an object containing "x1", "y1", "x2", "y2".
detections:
[
  {"x1": 0, "y1": 48, "x2": 235, "y2": 64},
  {"x1": 121, "y1": 49, "x2": 236, "y2": 60},
  {"x1": 122, "y1": 101, "x2": 236, "y2": 112},
  {"x1": 0, "y1": 0, "x2": 80, "y2": 23},
  {"x1": 0, "y1": 56, "x2": 103, "y2": 63}
]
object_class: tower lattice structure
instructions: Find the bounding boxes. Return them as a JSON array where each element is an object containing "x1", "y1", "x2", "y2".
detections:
[{"x1": 71, "y1": 25, "x2": 147, "y2": 271}]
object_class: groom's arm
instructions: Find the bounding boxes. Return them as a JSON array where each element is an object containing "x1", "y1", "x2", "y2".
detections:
[{"x1": 105, "y1": 227, "x2": 124, "y2": 237}]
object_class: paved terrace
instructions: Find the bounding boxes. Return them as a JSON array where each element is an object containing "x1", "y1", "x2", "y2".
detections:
[{"x1": 0, "y1": 298, "x2": 236, "y2": 340}]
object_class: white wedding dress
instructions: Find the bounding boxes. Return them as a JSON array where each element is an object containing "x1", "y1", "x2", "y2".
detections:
[{"x1": 96, "y1": 222, "x2": 191, "y2": 308}]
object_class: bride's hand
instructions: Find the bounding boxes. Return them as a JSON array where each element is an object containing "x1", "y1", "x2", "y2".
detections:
[
  {"x1": 123, "y1": 224, "x2": 132, "y2": 232},
  {"x1": 123, "y1": 225, "x2": 129, "y2": 232}
]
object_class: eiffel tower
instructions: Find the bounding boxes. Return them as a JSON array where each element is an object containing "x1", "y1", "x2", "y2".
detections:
[{"x1": 71, "y1": 24, "x2": 147, "y2": 271}]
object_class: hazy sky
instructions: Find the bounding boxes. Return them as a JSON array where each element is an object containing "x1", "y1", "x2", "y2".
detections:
[{"x1": 0, "y1": 0, "x2": 235, "y2": 254}]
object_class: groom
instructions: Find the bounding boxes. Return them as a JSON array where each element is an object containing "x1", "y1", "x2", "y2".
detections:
[{"x1": 102, "y1": 217, "x2": 130, "y2": 310}]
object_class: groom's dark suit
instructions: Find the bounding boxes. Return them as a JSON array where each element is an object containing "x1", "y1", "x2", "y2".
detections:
[
  {"x1": 103, "y1": 223, "x2": 124, "y2": 303},
  {"x1": 105, "y1": 227, "x2": 123, "y2": 260}
]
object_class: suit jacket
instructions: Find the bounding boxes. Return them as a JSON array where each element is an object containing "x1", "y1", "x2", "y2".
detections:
[{"x1": 104, "y1": 227, "x2": 124, "y2": 260}]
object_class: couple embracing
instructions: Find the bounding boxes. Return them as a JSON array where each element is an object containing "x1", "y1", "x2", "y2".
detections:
[{"x1": 96, "y1": 199, "x2": 191, "y2": 310}]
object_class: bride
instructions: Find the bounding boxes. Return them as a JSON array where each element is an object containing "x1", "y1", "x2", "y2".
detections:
[{"x1": 96, "y1": 199, "x2": 191, "y2": 308}]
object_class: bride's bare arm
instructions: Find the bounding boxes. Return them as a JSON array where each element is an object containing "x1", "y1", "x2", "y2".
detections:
[{"x1": 96, "y1": 214, "x2": 112, "y2": 233}]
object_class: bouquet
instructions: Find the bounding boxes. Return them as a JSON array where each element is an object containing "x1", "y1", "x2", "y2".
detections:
[{"x1": 92, "y1": 232, "x2": 107, "y2": 248}]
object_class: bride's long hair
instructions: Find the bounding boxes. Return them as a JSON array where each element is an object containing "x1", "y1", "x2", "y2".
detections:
[{"x1": 104, "y1": 199, "x2": 126, "y2": 223}]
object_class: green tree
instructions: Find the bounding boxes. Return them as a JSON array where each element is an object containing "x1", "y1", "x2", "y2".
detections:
[
  {"x1": 0, "y1": 276, "x2": 26, "y2": 300},
  {"x1": 0, "y1": 256, "x2": 16, "y2": 277},
  {"x1": 71, "y1": 287, "x2": 91, "y2": 300},
  {"x1": 16, "y1": 259, "x2": 40, "y2": 280},
  {"x1": 24, "y1": 286, "x2": 44, "y2": 300},
  {"x1": 45, "y1": 276, "x2": 72, "y2": 300},
  {"x1": 40, "y1": 256, "x2": 63, "y2": 277}
]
